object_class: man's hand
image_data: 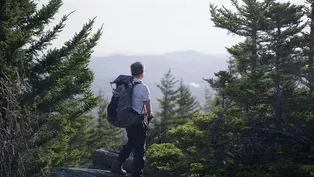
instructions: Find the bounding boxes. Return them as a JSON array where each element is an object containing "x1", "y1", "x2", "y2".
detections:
[{"x1": 148, "y1": 114, "x2": 154, "y2": 122}]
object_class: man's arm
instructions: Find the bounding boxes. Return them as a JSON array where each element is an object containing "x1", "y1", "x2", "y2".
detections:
[
  {"x1": 144, "y1": 100, "x2": 152, "y2": 117},
  {"x1": 142, "y1": 84, "x2": 153, "y2": 119}
]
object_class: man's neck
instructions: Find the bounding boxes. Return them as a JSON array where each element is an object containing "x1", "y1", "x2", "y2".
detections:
[{"x1": 134, "y1": 76, "x2": 142, "y2": 80}]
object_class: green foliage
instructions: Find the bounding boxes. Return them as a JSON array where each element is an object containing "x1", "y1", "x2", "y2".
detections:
[
  {"x1": 203, "y1": 85, "x2": 215, "y2": 113},
  {"x1": 146, "y1": 0, "x2": 314, "y2": 177},
  {"x1": 86, "y1": 91, "x2": 123, "y2": 152},
  {"x1": 167, "y1": 113, "x2": 239, "y2": 177},
  {"x1": 148, "y1": 69, "x2": 179, "y2": 144},
  {"x1": 155, "y1": 69, "x2": 179, "y2": 122},
  {"x1": 0, "y1": 0, "x2": 104, "y2": 176},
  {"x1": 303, "y1": 0, "x2": 314, "y2": 92},
  {"x1": 148, "y1": 113, "x2": 238, "y2": 176},
  {"x1": 69, "y1": 91, "x2": 123, "y2": 167},
  {"x1": 146, "y1": 143, "x2": 185, "y2": 177},
  {"x1": 174, "y1": 78, "x2": 200, "y2": 124},
  {"x1": 148, "y1": 113, "x2": 314, "y2": 177},
  {"x1": 148, "y1": 70, "x2": 201, "y2": 145}
]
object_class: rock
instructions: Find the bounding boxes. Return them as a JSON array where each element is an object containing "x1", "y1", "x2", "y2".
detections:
[
  {"x1": 50, "y1": 149, "x2": 159, "y2": 177},
  {"x1": 88, "y1": 164, "x2": 108, "y2": 170},
  {"x1": 90, "y1": 149, "x2": 157, "y2": 176},
  {"x1": 50, "y1": 168, "x2": 126, "y2": 177},
  {"x1": 90, "y1": 149, "x2": 134, "y2": 173}
]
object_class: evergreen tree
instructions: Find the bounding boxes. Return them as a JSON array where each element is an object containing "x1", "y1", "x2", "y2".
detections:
[
  {"x1": 0, "y1": 0, "x2": 103, "y2": 176},
  {"x1": 147, "y1": 1, "x2": 314, "y2": 176},
  {"x1": 0, "y1": 75, "x2": 35, "y2": 177},
  {"x1": 208, "y1": 0, "x2": 310, "y2": 165},
  {"x1": 210, "y1": 0, "x2": 273, "y2": 74},
  {"x1": 304, "y1": 0, "x2": 314, "y2": 92},
  {"x1": 203, "y1": 85, "x2": 214, "y2": 113},
  {"x1": 209, "y1": 0, "x2": 274, "y2": 118},
  {"x1": 207, "y1": 0, "x2": 313, "y2": 171},
  {"x1": 174, "y1": 78, "x2": 200, "y2": 124},
  {"x1": 87, "y1": 90, "x2": 123, "y2": 151},
  {"x1": 146, "y1": 0, "x2": 314, "y2": 176},
  {"x1": 263, "y1": 2, "x2": 306, "y2": 129},
  {"x1": 69, "y1": 90, "x2": 123, "y2": 167},
  {"x1": 148, "y1": 69, "x2": 178, "y2": 144}
]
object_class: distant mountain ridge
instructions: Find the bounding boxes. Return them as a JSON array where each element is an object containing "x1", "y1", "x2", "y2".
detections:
[{"x1": 88, "y1": 51, "x2": 228, "y2": 111}]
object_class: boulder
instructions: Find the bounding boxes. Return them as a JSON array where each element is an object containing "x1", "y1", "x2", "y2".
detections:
[
  {"x1": 90, "y1": 149, "x2": 133, "y2": 173},
  {"x1": 50, "y1": 149, "x2": 158, "y2": 177},
  {"x1": 89, "y1": 149, "x2": 156, "y2": 177}
]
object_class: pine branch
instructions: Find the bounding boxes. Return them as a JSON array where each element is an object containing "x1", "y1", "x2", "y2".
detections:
[
  {"x1": 25, "y1": 11, "x2": 73, "y2": 57},
  {"x1": 22, "y1": 0, "x2": 63, "y2": 34}
]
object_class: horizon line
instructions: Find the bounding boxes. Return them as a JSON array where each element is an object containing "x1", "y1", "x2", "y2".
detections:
[{"x1": 91, "y1": 50, "x2": 229, "y2": 57}]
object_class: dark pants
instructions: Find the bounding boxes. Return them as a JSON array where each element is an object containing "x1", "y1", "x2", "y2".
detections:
[{"x1": 117, "y1": 122, "x2": 147, "y2": 177}]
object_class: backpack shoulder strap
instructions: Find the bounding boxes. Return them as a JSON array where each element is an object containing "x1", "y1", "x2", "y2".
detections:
[{"x1": 134, "y1": 80, "x2": 143, "y2": 86}]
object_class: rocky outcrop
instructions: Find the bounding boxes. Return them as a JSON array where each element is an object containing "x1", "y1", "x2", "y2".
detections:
[
  {"x1": 89, "y1": 149, "x2": 134, "y2": 173},
  {"x1": 50, "y1": 149, "x2": 156, "y2": 177},
  {"x1": 50, "y1": 168, "x2": 122, "y2": 177}
]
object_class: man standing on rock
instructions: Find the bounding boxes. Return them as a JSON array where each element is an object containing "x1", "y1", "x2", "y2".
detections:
[{"x1": 110, "y1": 61, "x2": 154, "y2": 177}]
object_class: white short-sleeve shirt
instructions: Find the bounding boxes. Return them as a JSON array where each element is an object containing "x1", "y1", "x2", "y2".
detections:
[{"x1": 132, "y1": 77, "x2": 151, "y2": 114}]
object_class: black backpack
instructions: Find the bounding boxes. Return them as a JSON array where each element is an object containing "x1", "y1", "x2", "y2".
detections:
[{"x1": 107, "y1": 75, "x2": 142, "y2": 128}]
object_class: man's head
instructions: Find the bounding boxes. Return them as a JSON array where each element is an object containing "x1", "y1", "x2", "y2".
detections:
[{"x1": 131, "y1": 61, "x2": 145, "y2": 79}]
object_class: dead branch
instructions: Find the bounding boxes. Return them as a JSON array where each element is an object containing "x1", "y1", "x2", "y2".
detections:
[{"x1": 0, "y1": 76, "x2": 36, "y2": 177}]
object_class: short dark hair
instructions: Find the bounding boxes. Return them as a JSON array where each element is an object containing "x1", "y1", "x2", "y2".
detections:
[{"x1": 131, "y1": 62, "x2": 144, "y2": 76}]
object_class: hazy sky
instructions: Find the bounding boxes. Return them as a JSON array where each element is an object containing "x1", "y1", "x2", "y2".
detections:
[{"x1": 39, "y1": 0, "x2": 303, "y2": 56}]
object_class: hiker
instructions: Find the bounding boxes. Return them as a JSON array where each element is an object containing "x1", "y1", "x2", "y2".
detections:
[{"x1": 110, "y1": 61, "x2": 154, "y2": 177}]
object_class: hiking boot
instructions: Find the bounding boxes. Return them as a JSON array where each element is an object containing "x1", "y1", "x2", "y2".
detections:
[{"x1": 110, "y1": 160, "x2": 126, "y2": 175}]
